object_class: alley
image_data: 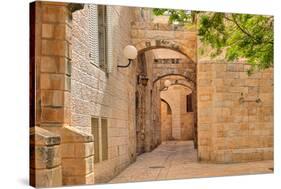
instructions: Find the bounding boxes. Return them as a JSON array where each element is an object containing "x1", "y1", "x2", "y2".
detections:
[{"x1": 110, "y1": 141, "x2": 273, "y2": 183}]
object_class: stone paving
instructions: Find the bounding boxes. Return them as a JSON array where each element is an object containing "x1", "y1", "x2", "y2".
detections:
[{"x1": 109, "y1": 141, "x2": 273, "y2": 183}]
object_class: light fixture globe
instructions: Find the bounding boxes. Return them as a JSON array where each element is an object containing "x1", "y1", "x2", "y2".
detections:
[
  {"x1": 164, "y1": 80, "x2": 171, "y2": 87},
  {"x1": 123, "y1": 45, "x2": 138, "y2": 60}
]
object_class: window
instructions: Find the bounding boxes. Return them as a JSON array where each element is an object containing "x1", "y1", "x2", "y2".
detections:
[
  {"x1": 97, "y1": 5, "x2": 107, "y2": 70},
  {"x1": 91, "y1": 117, "x2": 99, "y2": 163},
  {"x1": 91, "y1": 117, "x2": 109, "y2": 163},
  {"x1": 89, "y1": 5, "x2": 112, "y2": 71},
  {"x1": 186, "y1": 95, "x2": 193, "y2": 112},
  {"x1": 101, "y1": 118, "x2": 108, "y2": 161}
]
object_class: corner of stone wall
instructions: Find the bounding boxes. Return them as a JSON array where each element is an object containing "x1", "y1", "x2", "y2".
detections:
[
  {"x1": 32, "y1": 1, "x2": 95, "y2": 186},
  {"x1": 44, "y1": 126, "x2": 95, "y2": 185},
  {"x1": 30, "y1": 126, "x2": 62, "y2": 187}
]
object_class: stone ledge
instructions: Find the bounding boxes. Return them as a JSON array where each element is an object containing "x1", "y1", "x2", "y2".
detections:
[
  {"x1": 30, "y1": 126, "x2": 61, "y2": 146},
  {"x1": 42, "y1": 126, "x2": 93, "y2": 143}
]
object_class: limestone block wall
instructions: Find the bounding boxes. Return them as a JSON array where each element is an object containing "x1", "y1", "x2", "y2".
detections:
[
  {"x1": 181, "y1": 113, "x2": 194, "y2": 140},
  {"x1": 32, "y1": 2, "x2": 95, "y2": 186},
  {"x1": 197, "y1": 62, "x2": 273, "y2": 163},
  {"x1": 30, "y1": 127, "x2": 62, "y2": 187},
  {"x1": 70, "y1": 5, "x2": 136, "y2": 183}
]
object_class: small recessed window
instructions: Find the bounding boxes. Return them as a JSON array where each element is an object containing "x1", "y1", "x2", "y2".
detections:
[{"x1": 186, "y1": 94, "x2": 193, "y2": 112}]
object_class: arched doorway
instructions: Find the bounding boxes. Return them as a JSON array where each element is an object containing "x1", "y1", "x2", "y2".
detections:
[{"x1": 134, "y1": 46, "x2": 198, "y2": 156}]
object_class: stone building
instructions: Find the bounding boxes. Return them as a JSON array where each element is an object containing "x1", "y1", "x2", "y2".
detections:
[{"x1": 30, "y1": 1, "x2": 273, "y2": 187}]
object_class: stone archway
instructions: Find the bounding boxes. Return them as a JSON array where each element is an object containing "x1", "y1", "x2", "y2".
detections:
[{"x1": 131, "y1": 21, "x2": 198, "y2": 149}]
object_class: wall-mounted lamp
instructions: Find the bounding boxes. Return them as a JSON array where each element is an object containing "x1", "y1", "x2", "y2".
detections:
[
  {"x1": 138, "y1": 74, "x2": 149, "y2": 86},
  {"x1": 117, "y1": 45, "x2": 138, "y2": 68}
]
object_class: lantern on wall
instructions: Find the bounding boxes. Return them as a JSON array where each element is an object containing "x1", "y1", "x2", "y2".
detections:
[
  {"x1": 138, "y1": 74, "x2": 149, "y2": 86},
  {"x1": 117, "y1": 45, "x2": 138, "y2": 68}
]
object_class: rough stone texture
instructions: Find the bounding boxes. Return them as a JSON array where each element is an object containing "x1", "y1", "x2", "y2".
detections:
[
  {"x1": 160, "y1": 101, "x2": 172, "y2": 141},
  {"x1": 197, "y1": 62, "x2": 273, "y2": 163},
  {"x1": 32, "y1": 2, "x2": 274, "y2": 186},
  {"x1": 32, "y1": 2, "x2": 94, "y2": 186},
  {"x1": 30, "y1": 126, "x2": 62, "y2": 187},
  {"x1": 71, "y1": 5, "x2": 136, "y2": 183}
]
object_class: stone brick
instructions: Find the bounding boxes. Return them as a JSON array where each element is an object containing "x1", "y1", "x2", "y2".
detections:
[
  {"x1": 30, "y1": 166, "x2": 62, "y2": 187},
  {"x1": 41, "y1": 107, "x2": 66, "y2": 123},
  {"x1": 41, "y1": 56, "x2": 69, "y2": 74},
  {"x1": 63, "y1": 172, "x2": 94, "y2": 185},
  {"x1": 42, "y1": 24, "x2": 54, "y2": 38},
  {"x1": 226, "y1": 63, "x2": 244, "y2": 72},
  {"x1": 42, "y1": 39, "x2": 67, "y2": 56},
  {"x1": 42, "y1": 4, "x2": 67, "y2": 23},
  {"x1": 41, "y1": 90, "x2": 65, "y2": 107},
  {"x1": 31, "y1": 145, "x2": 61, "y2": 169},
  {"x1": 62, "y1": 156, "x2": 94, "y2": 176},
  {"x1": 40, "y1": 73, "x2": 67, "y2": 90},
  {"x1": 61, "y1": 142, "x2": 94, "y2": 158}
]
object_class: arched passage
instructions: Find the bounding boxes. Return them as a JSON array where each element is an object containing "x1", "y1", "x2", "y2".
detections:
[{"x1": 160, "y1": 98, "x2": 173, "y2": 141}]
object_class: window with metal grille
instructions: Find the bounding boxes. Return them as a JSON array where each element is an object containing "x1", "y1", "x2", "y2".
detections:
[{"x1": 186, "y1": 94, "x2": 193, "y2": 112}]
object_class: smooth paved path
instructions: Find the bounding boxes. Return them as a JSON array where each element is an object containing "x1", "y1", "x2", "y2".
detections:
[{"x1": 109, "y1": 141, "x2": 273, "y2": 183}]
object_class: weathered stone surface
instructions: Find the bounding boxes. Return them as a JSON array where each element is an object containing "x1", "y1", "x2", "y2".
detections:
[
  {"x1": 63, "y1": 172, "x2": 94, "y2": 185},
  {"x1": 62, "y1": 156, "x2": 94, "y2": 176},
  {"x1": 30, "y1": 166, "x2": 62, "y2": 187},
  {"x1": 61, "y1": 142, "x2": 94, "y2": 158},
  {"x1": 197, "y1": 62, "x2": 273, "y2": 163},
  {"x1": 30, "y1": 145, "x2": 61, "y2": 169},
  {"x1": 30, "y1": 126, "x2": 61, "y2": 146}
]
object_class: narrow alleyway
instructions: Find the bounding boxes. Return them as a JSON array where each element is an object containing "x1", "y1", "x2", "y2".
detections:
[{"x1": 109, "y1": 141, "x2": 273, "y2": 183}]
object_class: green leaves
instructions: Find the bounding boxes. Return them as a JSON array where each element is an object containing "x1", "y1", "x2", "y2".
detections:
[{"x1": 152, "y1": 9, "x2": 274, "y2": 71}]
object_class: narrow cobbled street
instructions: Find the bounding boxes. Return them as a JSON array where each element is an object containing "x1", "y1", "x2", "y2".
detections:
[{"x1": 110, "y1": 141, "x2": 273, "y2": 183}]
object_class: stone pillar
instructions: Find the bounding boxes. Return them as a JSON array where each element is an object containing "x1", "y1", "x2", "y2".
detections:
[
  {"x1": 197, "y1": 63, "x2": 214, "y2": 161},
  {"x1": 32, "y1": 1, "x2": 94, "y2": 186}
]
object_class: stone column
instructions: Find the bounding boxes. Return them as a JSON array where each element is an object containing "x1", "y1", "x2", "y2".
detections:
[{"x1": 33, "y1": 1, "x2": 94, "y2": 186}]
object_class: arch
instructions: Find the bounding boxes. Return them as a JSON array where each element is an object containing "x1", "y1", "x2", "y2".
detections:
[
  {"x1": 169, "y1": 83, "x2": 193, "y2": 91},
  {"x1": 134, "y1": 39, "x2": 195, "y2": 64},
  {"x1": 161, "y1": 98, "x2": 172, "y2": 114},
  {"x1": 153, "y1": 73, "x2": 195, "y2": 86}
]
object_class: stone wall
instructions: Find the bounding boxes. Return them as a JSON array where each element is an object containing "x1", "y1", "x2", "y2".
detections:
[
  {"x1": 30, "y1": 127, "x2": 62, "y2": 187},
  {"x1": 32, "y1": 2, "x2": 94, "y2": 186},
  {"x1": 160, "y1": 101, "x2": 173, "y2": 141},
  {"x1": 70, "y1": 5, "x2": 137, "y2": 183},
  {"x1": 197, "y1": 61, "x2": 273, "y2": 163}
]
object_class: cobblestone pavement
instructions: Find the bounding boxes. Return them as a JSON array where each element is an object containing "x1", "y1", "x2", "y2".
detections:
[{"x1": 109, "y1": 141, "x2": 273, "y2": 183}]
